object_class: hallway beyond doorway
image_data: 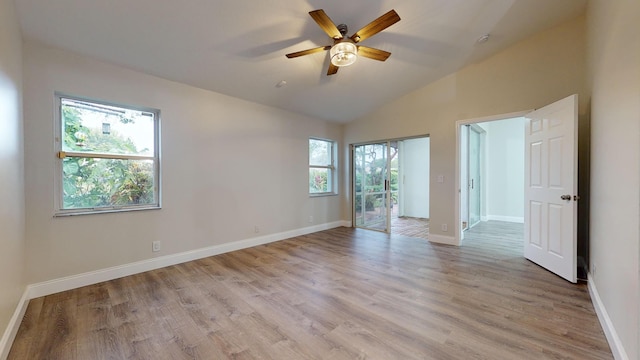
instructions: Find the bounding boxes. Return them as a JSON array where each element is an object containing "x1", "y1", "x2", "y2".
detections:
[{"x1": 462, "y1": 220, "x2": 523, "y2": 256}]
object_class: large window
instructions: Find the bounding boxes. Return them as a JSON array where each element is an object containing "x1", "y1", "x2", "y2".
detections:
[
  {"x1": 309, "y1": 138, "x2": 336, "y2": 195},
  {"x1": 56, "y1": 95, "x2": 160, "y2": 215}
]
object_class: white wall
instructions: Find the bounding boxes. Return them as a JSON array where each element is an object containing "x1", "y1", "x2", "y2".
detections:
[
  {"x1": 400, "y1": 138, "x2": 430, "y2": 218},
  {"x1": 460, "y1": 128, "x2": 468, "y2": 228},
  {"x1": 483, "y1": 118, "x2": 525, "y2": 223},
  {"x1": 587, "y1": 0, "x2": 640, "y2": 358},
  {"x1": 344, "y1": 15, "x2": 587, "y2": 244},
  {"x1": 22, "y1": 41, "x2": 343, "y2": 285},
  {"x1": 0, "y1": 0, "x2": 25, "y2": 353}
]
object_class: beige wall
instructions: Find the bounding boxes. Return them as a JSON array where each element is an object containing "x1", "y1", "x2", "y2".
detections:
[
  {"x1": 344, "y1": 15, "x2": 587, "y2": 242},
  {"x1": 22, "y1": 42, "x2": 343, "y2": 284},
  {"x1": 0, "y1": 0, "x2": 25, "y2": 347},
  {"x1": 587, "y1": 0, "x2": 640, "y2": 358},
  {"x1": 8, "y1": 3, "x2": 640, "y2": 358}
]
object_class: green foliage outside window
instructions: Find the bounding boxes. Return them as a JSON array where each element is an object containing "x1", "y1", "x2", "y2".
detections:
[
  {"x1": 354, "y1": 145, "x2": 399, "y2": 212},
  {"x1": 309, "y1": 168, "x2": 328, "y2": 193}
]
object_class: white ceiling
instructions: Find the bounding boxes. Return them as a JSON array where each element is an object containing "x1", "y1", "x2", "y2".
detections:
[{"x1": 14, "y1": 0, "x2": 586, "y2": 123}]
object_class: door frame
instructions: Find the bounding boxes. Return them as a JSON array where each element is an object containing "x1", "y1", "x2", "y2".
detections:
[{"x1": 454, "y1": 110, "x2": 531, "y2": 244}]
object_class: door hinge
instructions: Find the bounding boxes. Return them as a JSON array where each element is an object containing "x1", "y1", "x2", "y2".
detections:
[{"x1": 574, "y1": 195, "x2": 580, "y2": 201}]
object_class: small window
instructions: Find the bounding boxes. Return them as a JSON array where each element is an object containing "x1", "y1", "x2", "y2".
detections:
[
  {"x1": 55, "y1": 95, "x2": 160, "y2": 215},
  {"x1": 309, "y1": 138, "x2": 336, "y2": 195}
]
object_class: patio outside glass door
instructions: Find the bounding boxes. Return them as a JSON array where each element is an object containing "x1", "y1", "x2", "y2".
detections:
[{"x1": 354, "y1": 143, "x2": 389, "y2": 232}]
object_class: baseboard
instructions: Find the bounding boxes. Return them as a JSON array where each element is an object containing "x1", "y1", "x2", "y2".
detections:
[
  {"x1": 428, "y1": 234, "x2": 459, "y2": 246},
  {"x1": 588, "y1": 274, "x2": 629, "y2": 360},
  {"x1": 0, "y1": 290, "x2": 30, "y2": 360},
  {"x1": 28, "y1": 220, "x2": 349, "y2": 299},
  {"x1": 486, "y1": 215, "x2": 524, "y2": 223}
]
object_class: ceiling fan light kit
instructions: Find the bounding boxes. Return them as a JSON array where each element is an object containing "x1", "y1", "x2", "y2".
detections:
[
  {"x1": 286, "y1": 9, "x2": 401, "y2": 75},
  {"x1": 330, "y1": 39, "x2": 358, "y2": 67}
]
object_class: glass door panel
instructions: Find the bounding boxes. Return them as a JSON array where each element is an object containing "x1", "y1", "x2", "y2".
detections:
[
  {"x1": 468, "y1": 127, "x2": 481, "y2": 228},
  {"x1": 389, "y1": 142, "x2": 399, "y2": 219},
  {"x1": 354, "y1": 143, "x2": 388, "y2": 232}
]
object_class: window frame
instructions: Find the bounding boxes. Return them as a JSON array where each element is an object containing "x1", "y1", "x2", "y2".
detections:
[
  {"x1": 54, "y1": 93, "x2": 161, "y2": 216},
  {"x1": 309, "y1": 137, "x2": 337, "y2": 196}
]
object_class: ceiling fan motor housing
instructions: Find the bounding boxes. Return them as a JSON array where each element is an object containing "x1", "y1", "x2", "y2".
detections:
[{"x1": 337, "y1": 24, "x2": 348, "y2": 37}]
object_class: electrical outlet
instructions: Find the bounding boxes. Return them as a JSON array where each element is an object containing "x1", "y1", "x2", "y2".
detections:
[
  {"x1": 152, "y1": 241, "x2": 161, "y2": 252},
  {"x1": 441, "y1": 224, "x2": 448, "y2": 232},
  {"x1": 254, "y1": 225, "x2": 260, "y2": 233},
  {"x1": 308, "y1": 215, "x2": 314, "y2": 223}
]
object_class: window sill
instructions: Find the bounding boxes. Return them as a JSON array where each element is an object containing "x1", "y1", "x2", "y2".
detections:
[
  {"x1": 309, "y1": 193, "x2": 338, "y2": 198},
  {"x1": 54, "y1": 205, "x2": 161, "y2": 217}
]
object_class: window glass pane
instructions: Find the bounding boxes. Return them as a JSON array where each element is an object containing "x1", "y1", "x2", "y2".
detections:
[
  {"x1": 309, "y1": 139, "x2": 331, "y2": 166},
  {"x1": 309, "y1": 168, "x2": 330, "y2": 193},
  {"x1": 61, "y1": 98, "x2": 155, "y2": 156},
  {"x1": 62, "y1": 157, "x2": 155, "y2": 209}
]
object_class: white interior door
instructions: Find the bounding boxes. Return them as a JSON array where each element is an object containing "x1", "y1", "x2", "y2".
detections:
[{"x1": 524, "y1": 94, "x2": 578, "y2": 283}]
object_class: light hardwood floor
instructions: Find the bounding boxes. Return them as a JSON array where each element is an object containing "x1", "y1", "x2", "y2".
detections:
[{"x1": 9, "y1": 223, "x2": 612, "y2": 359}]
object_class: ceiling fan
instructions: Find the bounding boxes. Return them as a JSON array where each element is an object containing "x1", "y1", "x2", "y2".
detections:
[{"x1": 286, "y1": 9, "x2": 401, "y2": 76}]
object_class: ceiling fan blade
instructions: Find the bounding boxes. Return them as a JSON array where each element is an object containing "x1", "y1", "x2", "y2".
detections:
[
  {"x1": 286, "y1": 46, "x2": 331, "y2": 58},
  {"x1": 327, "y1": 63, "x2": 339, "y2": 75},
  {"x1": 309, "y1": 9, "x2": 343, "y2": 39},
  {"x1": 357, "y1": 46, "x2": 391, "y2": 61},
  {"x1": 350, "y1": 9, "x2": 400, "y2": 43}
]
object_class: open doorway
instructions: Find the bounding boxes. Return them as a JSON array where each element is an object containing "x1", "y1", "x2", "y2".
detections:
[
  {"x1": 455, "y1": 96, "x2": 581, "y2": 283},
  {"x1": 458, "y1": 116, "x2": 526, "y2": 245},
  {"x1": 352, "y1": 136, "x2": 430, "y2": 240}
]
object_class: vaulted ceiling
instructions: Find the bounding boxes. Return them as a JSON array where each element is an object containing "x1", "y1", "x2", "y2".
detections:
[{"x1": 14, "y1": 0, "x2": 586, "y2": 122}]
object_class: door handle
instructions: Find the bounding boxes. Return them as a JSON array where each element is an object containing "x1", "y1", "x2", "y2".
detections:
[{"x1": 560, "y1": 194, "x2": 571, "y2": 201}]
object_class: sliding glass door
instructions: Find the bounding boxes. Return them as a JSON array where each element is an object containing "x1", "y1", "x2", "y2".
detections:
[
  {"x1": 468, "y1": 126, "x2": 482, "y2": 228},
  {"x1": 353, "y1": 143, "x2": 389, "y2": 232}
]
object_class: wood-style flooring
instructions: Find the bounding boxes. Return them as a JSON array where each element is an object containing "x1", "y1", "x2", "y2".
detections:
[
  {"x1": 391, "y1": 216, "x2": 429, "y2": 240},
  {"x1": 9, "y1": 223, "x2": 612, "y2": 359}
]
